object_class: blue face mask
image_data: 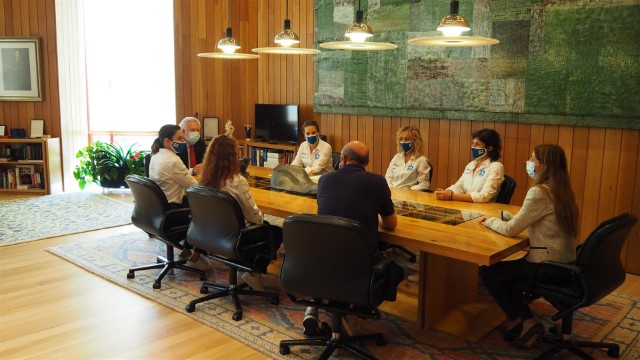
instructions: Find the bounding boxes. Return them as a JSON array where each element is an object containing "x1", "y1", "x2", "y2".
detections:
[
  {"x1": 171, "y1": 141, "x2": 187, "y2": 154},
  {"x1": 306, "y1": 135, "x2": 318, "y2": 145},
  {"x1": 471, "y1": 146, "x2": 486, "y2": 159},
  {"x1": 400, "y1": 141, "x2": 415, "y2": 153},
  {"x1": 526, "y1": 160, "x2": 536, "y2": 179}
]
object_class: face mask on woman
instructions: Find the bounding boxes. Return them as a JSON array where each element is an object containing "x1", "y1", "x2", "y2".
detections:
[
  {"x1": 526, "y1": 161, "x2": 536, "y2": 179},
  {"x1": 400, "y1": 141, "x2": 415, "y2": 153},
  {"x1": 471, "y1": 146, "x2": 486, "y2": 159},
  {"x1": 186, "y1": 132, "x2": 200, "y2": 145},
  {"x1": 306, "y1": 135, "x2": 319, "y2": 145},
  {"x1": 171, "y1": 141, "x2": 187, "y2": 154}
]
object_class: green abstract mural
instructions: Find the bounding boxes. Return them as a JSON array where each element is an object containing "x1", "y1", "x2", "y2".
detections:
[{"x1": 314, "y1": 0, "x2": 640, "y2": 129}]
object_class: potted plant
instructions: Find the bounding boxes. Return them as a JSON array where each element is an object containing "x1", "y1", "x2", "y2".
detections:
[{"x1": 73, "y1": 141, "x2": 148, "y2": 189}]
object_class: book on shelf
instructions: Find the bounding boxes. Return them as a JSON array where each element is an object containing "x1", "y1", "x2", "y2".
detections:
[{"x1": 15, "y1": 165, "x2": 36, "y2": 189}]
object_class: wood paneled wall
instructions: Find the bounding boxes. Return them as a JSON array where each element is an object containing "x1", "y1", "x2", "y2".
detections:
[
  {"x1": 0, "y1": 0, "x2": 60, "y2": 139},
  {"x1": 174, "y1": 0, "x2": 318, "y2": 135},
  {"x1": 175, "y1": 0, "x2": 639, "y2": 273},
  {"x1": 6, "y1": 1, "x2": 636, "y2": 273}
]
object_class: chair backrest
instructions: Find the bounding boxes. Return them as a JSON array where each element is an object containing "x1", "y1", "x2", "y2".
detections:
[
  {"x1": 280, "y1": 214, "x2": 375, "y2": 307},
  {"x1": 331, "y1": 152, "x2": 341, "y2": 171},
  {"x1": 125, "y1": 175, "x2": 171, "y2": 237},
  {"x1": 495, "y1": 174, "x2": 516, "y2": 204},
  {"x1": 185, "y1": 185, "x2": 246, "y2": 260},
  {"x1": 144, "y1": 153, "x2": 151, "y2": 177},
  {"x1": 575, "y1": 213, "x2": 637, "y2": 305}
]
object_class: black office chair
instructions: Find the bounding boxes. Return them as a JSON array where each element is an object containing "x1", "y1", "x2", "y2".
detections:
[
  {"x1": 184, "y1": 185, "x2": 279, "y2": 320},
  {"x1": 331, "y1": 151, "x2": 341, "y2": 170},
  {"x1": 496, "y1": 174, "x2": 516, "y2": 204},
  {"x1": 524, "y1": 213, "x2": 637, "y2": 359},
  {"x1": 279, "y1": 214, "x2": 400, "y2": 360},
  {"x1": 143, "y1": 153, "x2": 151, "y2": 177},
  {"x1": 420, "y1": 160, "x2": 434, "y2": 193},
  {"x1": 124, "y1": 175, "x2": 206, "y2": 289}
]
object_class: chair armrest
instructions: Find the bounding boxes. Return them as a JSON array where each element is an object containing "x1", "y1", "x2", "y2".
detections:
[
  {"x1": 372, "y1": 256, "x2": 394, "y2": 275},
  {"x1": 163, "y1": 207, "x2": 191, "y2": 228},
  {"x1": 370, "y1": 256, "x2": 404, "y2": 304},
  {"x1": 238, "y1": 223, "x2": 272, "y2": 249},
  {"x1": 523, "y1": 260, "x2": 581, "y2": 304}
]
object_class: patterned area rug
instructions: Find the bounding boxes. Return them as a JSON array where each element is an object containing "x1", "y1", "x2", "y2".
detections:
[
  {"x1": 47, "y1": 231, "x2": 640, "y2": 359},
  {"x1": 0, "y1": 192, "x2": 132, "y2": 246}
]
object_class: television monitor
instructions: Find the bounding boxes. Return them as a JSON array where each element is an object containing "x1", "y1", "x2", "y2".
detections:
[{"x1": 254, "y1": 104, "x2": 299, "y2": 144}]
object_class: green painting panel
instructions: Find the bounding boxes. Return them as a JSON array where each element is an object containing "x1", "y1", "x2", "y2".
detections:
[
  {"x1": 525, "y1": 5, "x2": 640, "y2": 118},
  {"x1": 314, "y1": 0, "x2": 640, "y2": 128}
]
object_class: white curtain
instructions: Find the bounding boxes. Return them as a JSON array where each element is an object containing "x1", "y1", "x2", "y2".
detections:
[{"x1": 55, "y1": 0, "x2": 88, "y2": 191}]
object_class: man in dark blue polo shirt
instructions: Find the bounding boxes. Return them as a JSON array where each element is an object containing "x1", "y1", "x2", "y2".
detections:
[{"x1": 302, "y1": 141, "x2": 400, "y2": 336}]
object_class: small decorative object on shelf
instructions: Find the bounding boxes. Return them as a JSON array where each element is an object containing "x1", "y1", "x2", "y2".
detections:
[
  {"x1": 224, "y1": 120, "x2": 235, "y2": 137},
  {"x1": 73, "y1": 141, "x2": 148, "y2": 190},
  {"x1": 244, "y1": 124, "x2": 251, "y2": 140}
]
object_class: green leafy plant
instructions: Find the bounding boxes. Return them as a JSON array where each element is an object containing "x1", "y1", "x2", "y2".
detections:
[{"x1": 73, "y1": 141, "x2": 148, "y2": 189}]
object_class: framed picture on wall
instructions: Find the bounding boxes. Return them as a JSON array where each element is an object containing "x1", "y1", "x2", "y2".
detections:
[
  {"x1": 0, "y1": 37, "x2": 43, "y2": 101},
  {"x1": 203, "y1": 117, "x2": 219, "y2": 140}
]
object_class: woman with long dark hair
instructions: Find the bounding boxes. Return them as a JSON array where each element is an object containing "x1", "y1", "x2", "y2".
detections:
[
  {"x1": 200, "y1": 135, "x2": 282, "y2": 290},
  {"x1": 149, "y1": 124, "x2": 209, "y2": 271},
  {"x1": 479, "y1": 144, "x2": 579, "y2": 348}
]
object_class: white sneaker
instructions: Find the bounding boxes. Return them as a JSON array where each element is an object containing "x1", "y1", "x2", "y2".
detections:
[
  {"x1": 241, "y1": 272, "x2": 265, "y2": 291},
  {"x1": 186, "y1": 257, "x2": 211, "y2": 271},
  {"x1": 407, "y1": 274, "x2": 419, "y2": 283}
]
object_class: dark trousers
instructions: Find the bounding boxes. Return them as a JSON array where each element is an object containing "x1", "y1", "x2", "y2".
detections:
[{"x1": 479, "y1": 258, "x2": 537, "y2": 321}]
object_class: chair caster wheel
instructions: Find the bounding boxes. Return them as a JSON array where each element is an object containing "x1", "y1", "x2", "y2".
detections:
[
  {"x1": 607, "y1": 346, "x2": 620, "y2": 358},
  {"x1": 270, "y1": 296, "x2": 279, "y2": 305},
  {"x1": 152, "y1": 282, "x2": 161, "y2": 289},
  {"x1": 375, "y1": 335, "x2": 386, "y2": 346},
  {"x1": 232, "y1": 312, "x2": 242, "y2": 321},
  {"x1": 185, "y1": 303, "x2": 196, "y2": 313},
  {"x1": 126, "y1": 272, "x2": 135, "y2": 279},
  {"x1": 409, "y1": 255, "x2": 417, "y2": 263},
  {"x1": 279, "y1": 345, "x2": 290, "y2": 355},
  {"x1": 200, "y1": 286, "x2": 209, "y2": 294},
  {"x1": 199, "y1": 273, "x2": 207, "y2": 281}
]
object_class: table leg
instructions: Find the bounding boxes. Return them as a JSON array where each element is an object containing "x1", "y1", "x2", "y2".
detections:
[{"x1": 417, "y1": 251, "x2": 506, "y2": 341}]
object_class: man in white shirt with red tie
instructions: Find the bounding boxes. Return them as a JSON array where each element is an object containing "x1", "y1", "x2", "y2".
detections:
[{"x1": 178, "y1": 117, "x2": 206, "y2": 176}]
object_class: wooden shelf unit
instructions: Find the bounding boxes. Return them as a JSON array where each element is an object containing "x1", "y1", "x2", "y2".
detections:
[
  {"x1": 246, "y1": 141, "x2": 297, "y2": 168},
  {"x1": 0, "y1": 137, "x2": 63, "y2": 195}
]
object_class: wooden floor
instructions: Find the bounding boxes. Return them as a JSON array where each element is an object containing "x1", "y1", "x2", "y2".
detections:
[{"x1": 1, "y1": 192, "x2": 639, "y2": 359}]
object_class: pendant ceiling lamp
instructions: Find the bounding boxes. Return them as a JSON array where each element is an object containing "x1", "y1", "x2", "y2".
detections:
[
  {"x1": 252, "y1": 0, "x2": 320, "y2": 55},
  {"x1": 408, "y1": 0, "x2": 499, "y2": 47},
  {"x1": 197, "y1": 0, "x2": 259, "y2": 59},
  {"x1": 320, "y1": 0, "x2": 397, "y2": 51}
]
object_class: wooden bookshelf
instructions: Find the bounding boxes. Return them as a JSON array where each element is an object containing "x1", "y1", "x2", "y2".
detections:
[
  {"x1": 0, "y1": 137, "x2": 63, "y2": 195},
  {"x1": 246, "y1": 141, "x2": 297, "y2": 168}
]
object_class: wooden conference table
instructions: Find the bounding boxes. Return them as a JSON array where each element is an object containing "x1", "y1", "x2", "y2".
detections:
[{"x1": 246, "y1": 166, "x2": 529, "y2": 341}]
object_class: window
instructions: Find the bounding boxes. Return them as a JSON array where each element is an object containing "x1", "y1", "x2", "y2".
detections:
[{"x1": 84, "y1": 0, "x2": 175, "y2": 137}]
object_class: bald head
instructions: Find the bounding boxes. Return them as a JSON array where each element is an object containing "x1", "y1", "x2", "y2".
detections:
[{"x1": 341, "y1": 141, "x2": 369, "y2": 167}]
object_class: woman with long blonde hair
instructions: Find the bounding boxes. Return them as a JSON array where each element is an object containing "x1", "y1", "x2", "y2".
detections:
[{"x1": 479, "y1": 144, "x2": 579, "y2": 348}]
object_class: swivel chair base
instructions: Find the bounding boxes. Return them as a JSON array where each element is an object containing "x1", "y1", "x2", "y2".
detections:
[
  {"x1": 185, "y1": 267, "x2": 279, "y2": 321},
  {"x1": 279, "y1": 312, "x2": 385, "y2": 360},
  {"x1": 126, "y1": 244, "x2": 207, "y2": 289}
]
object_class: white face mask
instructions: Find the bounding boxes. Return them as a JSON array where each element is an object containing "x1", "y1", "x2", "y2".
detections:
[
  {"x1": 526, "y1": 160, "x2": 536, "y2": 179},
  {"x1": 185, "y1": 132, "x2": 200, "y2": 145}
]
